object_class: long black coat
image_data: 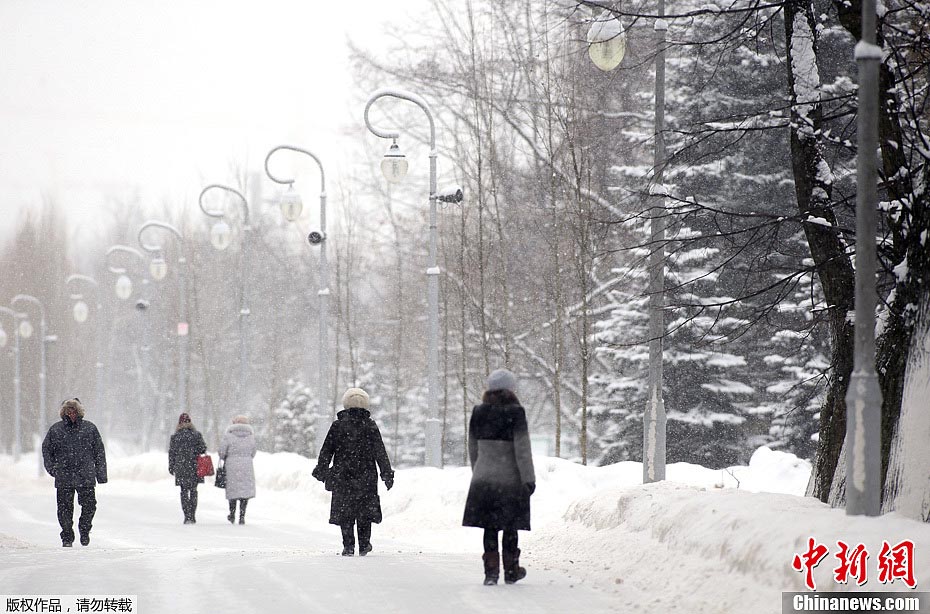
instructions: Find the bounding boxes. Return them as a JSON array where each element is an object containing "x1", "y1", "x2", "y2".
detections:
[
  {"x1": 168, "y1": 426, "x2": 207, "y2": 488},
  {"x1": 462, "y1": 403, "x2": 536, "y2": 530},
  {"x1": 42, "y1": 417, "x2": 108, "y2": 489},
  {"x1": 314, "y1": 408, "x2": 393, "y2": 525}
]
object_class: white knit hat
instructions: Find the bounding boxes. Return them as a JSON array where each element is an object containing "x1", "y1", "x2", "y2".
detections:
[
  {"x1": 486, "y1": 369, "x2": 517, "y2": 393},
  {"x1": 342, "y1": 387, "x2": 370, "y2": 410}
]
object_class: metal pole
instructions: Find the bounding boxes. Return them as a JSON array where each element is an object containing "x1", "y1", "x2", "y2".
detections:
[
  {"x1": 644, "y1": 2, "x2": 668, "y2": 484},
  {"x1": 13, "y1": 295, "x2": 48, "y2": 476},
  {"x1": 363, "y1": 88, "x2": 442, "y2": 468},
  {"x1": 264, "y1": 146, "x2": 331, "y2": 451},
  {"x1": 0, "y1": 307, "x2": 20, "y2": 458},
  {"x1": 846, "y1": 0, "x2": 883, "y2": 516},
  {"x1": 13, "y1": 314, "x2": 22, "y2": 461}
]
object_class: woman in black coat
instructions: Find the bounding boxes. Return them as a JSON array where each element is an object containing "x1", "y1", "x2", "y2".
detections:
[
  {"x1": 313, "y1": 387, "x2": 394, "y2": 556},
  {"x1": 463, "y1": 369, "x2": 536, "y2": 585},
  {"x1": 168, "y1": 413, "x2": 207, "y2": 524}
]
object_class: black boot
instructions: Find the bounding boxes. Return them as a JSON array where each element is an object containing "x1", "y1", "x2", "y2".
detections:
[
  {"x1": 502, "y1": 548, "x2": 526, "y2": 584},
  {"x1": 358, "y1": 521, "x2": 372, "y2": 556},
  {"x1": 238, "y1": 499, "x2": 247, "y2": 524},
  {"x1": 340, "y1": 524, "x2": 355, "y2": 556},
  {"x1": 227, "y1": 500, "x2": 236, "y2": 524},
  {"x1": 482, "y1": 552, "x2": 500, "y2": 585}
]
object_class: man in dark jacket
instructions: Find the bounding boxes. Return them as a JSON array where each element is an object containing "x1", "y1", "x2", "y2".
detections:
[
  {"x1": 41, "y1": 398, "x2": 107, "y2": 547},
  {"x1": 313, "y1": 387, "x2": 394, "y2": 556}
]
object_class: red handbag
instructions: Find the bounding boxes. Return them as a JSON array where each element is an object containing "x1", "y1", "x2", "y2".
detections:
[{"x1": 196, "y1": 454, "x2": 215, "y2": 478}]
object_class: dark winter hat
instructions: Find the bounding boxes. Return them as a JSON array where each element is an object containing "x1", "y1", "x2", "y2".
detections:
[
  {"x1": 342, "y1": 387, "x2": 370, "y2": 410},
  {"x1": 178, "y1": 413, "x2": 191, "y2": 424},
  {"x1": 486, "y1": 369, "x2": 517, "y2": 393}
]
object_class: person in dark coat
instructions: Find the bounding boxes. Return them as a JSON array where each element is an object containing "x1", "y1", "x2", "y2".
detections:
[
  {"x1": 41, "y1": 398, "x2": 107, "y2": 547},
  {"x1": 463, "y1": 369, "x2": 536, "y2": 585},
  {"x1": 312, "y1": 387, "x2": 394, "y2": 556},
  {"x1": 168, "y1": 412, "x2": 208, "y2": 524}
]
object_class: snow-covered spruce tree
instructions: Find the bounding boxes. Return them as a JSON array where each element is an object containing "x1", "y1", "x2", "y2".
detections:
[{"x1": 270, "y1": 380, "x2": 317, "y2": 456}]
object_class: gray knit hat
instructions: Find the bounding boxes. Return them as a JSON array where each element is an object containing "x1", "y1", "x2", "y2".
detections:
[{"x1": 486, "y1": 369, "x2": 517, "y2": 393}]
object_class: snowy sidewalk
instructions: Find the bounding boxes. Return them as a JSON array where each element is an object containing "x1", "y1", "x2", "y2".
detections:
[{"x1": 0, "y1": 471, "x2": 615, "y2": 614}]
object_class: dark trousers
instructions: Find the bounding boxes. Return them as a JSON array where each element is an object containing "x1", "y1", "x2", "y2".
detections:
[
  {"x1": 483, "y1": 528, "x2": 518, "y2": 554},
  {"x1": 228, "y1": 498, "x2": 248, "y2": 518},
  {"x1": 341, "y1": 520, "x2": 372, "y2": 548},
  {"x1": 180, "y1": 486, "x2": 198, "y2": 520},
  {"x1": 56, "y1": 487, "x2": 96, "y2": 543}
]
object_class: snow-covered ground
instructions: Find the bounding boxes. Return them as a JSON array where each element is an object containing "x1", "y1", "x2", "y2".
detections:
[{"x1": 1, "y1": 445, "x2": 927, "y2": 613}]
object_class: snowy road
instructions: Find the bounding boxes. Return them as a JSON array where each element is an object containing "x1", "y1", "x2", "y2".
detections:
[{"x1": 0, "y1": 471, "x2": 615, "y2": 614}]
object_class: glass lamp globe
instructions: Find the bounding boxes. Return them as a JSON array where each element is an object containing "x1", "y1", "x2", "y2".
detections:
[
  {"x1": 0, "y1": 327, "x2": 7, "y2": 348},
  {"x1": 73, "y1": 300, "x2": 89, "y2": 323},
  {"x1": 150, "y1": 256, "x2": 168, "y2": 281},
  {"x1": 279, "y1": 187, "x2": 304, "y2": 222},
  {"x1": 211, "y1": 220, "x2": 232, "y2": 251},
  {"x1": 381, "y1": 142, "x2": 409, "y2": 183},
  {"x1": 18, "y1": 319, "x2": 33, "y2": 339},
  {"x1": 587, "y1": 14, "x2": 626, "y2": 71},
  {"x1": 116, "y1": 275, "x2": 133, "y2": 300}
]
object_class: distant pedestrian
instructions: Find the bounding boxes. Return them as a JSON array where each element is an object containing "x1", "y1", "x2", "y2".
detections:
[
  {"x1": 312, "y1": 387, "x2": 394, "y2": 556},
  {"x1": 168, "y1": 413, "x2": 208, "y2": 524},
  {"x1": 41, "y1": 398, "x2": 108, "y2": 547},
  {"x1": 463, "y1": 369, "x2": 536, "y2": 585},
  {"x1": 219, "y1": 415, "x2": 256, "y2": 524}
]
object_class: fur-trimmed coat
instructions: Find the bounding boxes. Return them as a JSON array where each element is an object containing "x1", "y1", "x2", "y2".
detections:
[
  {"x1": 168, "y1": 424, "x2": 207, "y2": 488},
  {"x1": 219, "y1": 423, "x2": 257, "y2": 500},
  {"x1": 42, "y1": 401, "x2": 107, "y2": 489},
  {"x1": 462, "y1": 403, "x2": 535, "y2": 530}
]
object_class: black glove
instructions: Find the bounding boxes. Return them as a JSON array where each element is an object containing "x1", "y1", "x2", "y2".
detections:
[
  {"x1": 311, "y1": 465, "x2": 328, "y2": 482},
  {"x1": 524, "y1": 482, "x2": 536, "y2": 496},
  {"x1": 383, "y1": 472, "x2": 394, "y2": 490}
]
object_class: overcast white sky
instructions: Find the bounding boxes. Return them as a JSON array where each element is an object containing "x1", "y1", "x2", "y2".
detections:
[{"x1": 0, "y1": 1, "x2": 422, "y2": 242}]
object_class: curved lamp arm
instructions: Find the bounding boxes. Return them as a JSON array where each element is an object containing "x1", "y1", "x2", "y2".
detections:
[
  {"x1": 66, "y1": 274, "x2": 99, "y2": 301},
  {"x1": 12, "y1": 294, "x2": 46, "y2": 325},
  {"x1": 264, "y1": 146, "x2": 327, "y2": 195},
  {"x1": 199, "y1": 184, "x2": 250, "y2": 225},
  {"x1": 364, "y1": 88, "x2": 436, "y2": 151},
  {"x1": 138, "y1": 220, "x2": 186, "y2": 261},
  {"x1": 0, "y1": 305, "x2": 22, "y2": 327},
  {"x1": 105, "y1": 245, "x2": 145, "y2": 275}
]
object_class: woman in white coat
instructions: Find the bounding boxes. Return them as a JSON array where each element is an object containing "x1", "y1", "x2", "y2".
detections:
[{"x1": 219, "y1": 415, "x2": 257, "y2": 524}]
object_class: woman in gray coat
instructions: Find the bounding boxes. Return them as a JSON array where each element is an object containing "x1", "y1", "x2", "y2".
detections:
[
  {"x1": 462, "y1": 369, "x2": 536, "y2": 586},
  {"x1": 218, "y1": 415, "x2": 257, "y2": 524}
]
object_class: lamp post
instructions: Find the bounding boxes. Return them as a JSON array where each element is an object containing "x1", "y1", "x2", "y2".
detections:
[
  {"x1": 12, "y1": 294, "x2": 50, "y2": 476},
  {"x1": 364, "y1": 88, "x2": 445, "y2": 468},
  {"x1": 0, "y1": 306, "x2": 23, "y2": 459},
  {"x1": 199, "y1": 184, "x2": 251, "y2": 415},
  {"x1": 65, "y1": 275, "x2": 104, "y2": 429},
  {"x1": 264, "y1": 145, "x2": 330, "y2": 439},
  {"x1": 846, "y1": 0, "x2": 882, "y2": 516},
  {"x1": 105, "y1": 244, "x2": 155, "y2": 448},
  {"x1": 138, "y1": 221, "x2": 189, "y2": 415},
  {"x1": 588, "y1": 7, "x2": 667, "y2": 483}
]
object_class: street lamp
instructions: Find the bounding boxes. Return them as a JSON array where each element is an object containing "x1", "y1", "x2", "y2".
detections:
[
  {"x1": 0, "y1": 306, "x2": 23, "y2": 459},
  {"x1": 106, "y1": 244, "x2": 157, "y2": 449},
  {"x1": 12, "y1": 294, "x2": 50, "y2": 477},
  {"x1": 138, "y1": 220, "x2": 190, "y2": 417},
  {"x1": 587, "y1": 11, "x2": 627, "y2": 71},
  {"x1": 264, "y1": 145, "x2": 331, "y2": 443},
  {"x1": 199, "y1": 184, "x2": 252, "y2": 415},
  {"x1": 364, "y1": 88, "x2": 454, "y2": 468},
  {"x1": 588, "y1": 6, "x2": 668, "y2": 484},
  {"x1": 66, "y1": 274, "x2": 105, "y2": 434}
]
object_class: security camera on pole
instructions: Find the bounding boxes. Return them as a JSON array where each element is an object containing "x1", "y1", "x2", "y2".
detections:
[{"x1": 364, "y1": 88, "x2": 464, "y2": 468}]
